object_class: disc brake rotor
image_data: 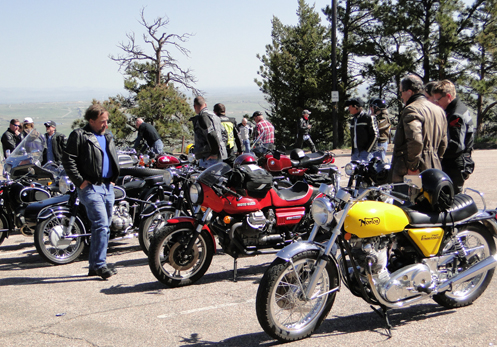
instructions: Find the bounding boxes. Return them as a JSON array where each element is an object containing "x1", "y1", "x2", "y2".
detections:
[{"x1": 169, "y1": 242, "x2": 199, "y2": 271}]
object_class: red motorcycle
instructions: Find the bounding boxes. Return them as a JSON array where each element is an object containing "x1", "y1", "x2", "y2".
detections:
[
  {"x1": 259, "y1": 148, "x2": 336, "y2": 182},
  {"x1": 148, "y1": 156, "x2": 326, "y2": 287}
]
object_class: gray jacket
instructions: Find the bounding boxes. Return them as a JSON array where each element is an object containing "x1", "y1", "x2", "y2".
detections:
[{"x1": 192, "y1": 108, "x2": 227, "y2": 160}]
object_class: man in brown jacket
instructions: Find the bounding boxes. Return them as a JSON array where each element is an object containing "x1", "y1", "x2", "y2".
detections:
[{"x1": 390, "y1": 75, "x2": 448, "y2": 193}]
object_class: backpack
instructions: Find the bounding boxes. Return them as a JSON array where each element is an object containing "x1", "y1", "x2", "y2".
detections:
[{"x1": 229, "y1": 164, "x2": 273, "y2": 198}]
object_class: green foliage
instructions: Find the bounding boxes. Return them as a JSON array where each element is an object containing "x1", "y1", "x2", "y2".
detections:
[{"x1": 256, "y1": 0, "x2": 333, "y2": 149}]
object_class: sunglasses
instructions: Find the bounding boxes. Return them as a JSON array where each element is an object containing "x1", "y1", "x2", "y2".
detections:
[{"x1": 12, "y1": 124, "x2": 20, "y2": 127}]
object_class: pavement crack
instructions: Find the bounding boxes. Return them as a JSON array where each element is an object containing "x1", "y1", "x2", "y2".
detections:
[{"x1": 38, "y1": 331, "x2": 100, "y2": 346}]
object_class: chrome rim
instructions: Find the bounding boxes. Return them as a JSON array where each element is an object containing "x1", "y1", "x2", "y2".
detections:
[
  {"x1": 143, "y1": 211, "x2": 174, "y2": 249},
  {"x1": 269, "y1": 258, "x2": 330, "y2": 333},
  {"x1": 443, "y1": 230, "x2": 490, "y2": 299},
  {"x1": 42, "y1": 216, "x2": 83, "y2": 260}
]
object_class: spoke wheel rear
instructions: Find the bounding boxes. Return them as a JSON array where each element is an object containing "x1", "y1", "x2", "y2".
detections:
[
  {"x1": 433, "y1": 224, "x2": 496, "y2": 308},
  {"x1": 256, "y1": 250, "x2": 338, "y2": 342},
  {"x1": 148, "y1": 222, "x2": 214, "y2": 287},
  {"x1": 34, "y1": 214, "x2": 86, "y2": 265}
]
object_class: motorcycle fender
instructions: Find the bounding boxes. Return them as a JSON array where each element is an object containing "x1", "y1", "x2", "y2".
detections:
[
  {"x1": 166, "y1": 217, "x2": 216, "y2": 253},
  {"x1": 276, "y1": 241, "x2": 325, "y2": 261},
  {"x1": 37, "y1": 205, "x2": 72, "y2": 221},
  {"x1": 140, "y1": 201, "x2": 173, "y2": 217}
]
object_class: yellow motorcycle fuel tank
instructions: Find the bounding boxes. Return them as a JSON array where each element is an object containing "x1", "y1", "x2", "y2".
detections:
[{"x1": 344, "y1": 201, "x2": 409, "y2": 238}]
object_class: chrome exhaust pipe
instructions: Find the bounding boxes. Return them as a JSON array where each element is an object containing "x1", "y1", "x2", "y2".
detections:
[{"x1": 437, "y1": 254, "x2": 497, "y2": 293}]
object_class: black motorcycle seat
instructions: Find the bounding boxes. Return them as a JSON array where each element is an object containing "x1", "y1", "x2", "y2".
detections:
[
  {"x1": 299, "y1": 151, "x2": 330, "y2": 167},
  {"x1": 273, "y1": 181, "x2": 310, "y2": 201},
  {"x1": 144, "y1": 175, "x2": 164, "y2": 185},
  {"x1": 122, "y1": 180, "x2": 146, "y2": 190},
  {"x1": 403, "y1": 194, "x2": 478, "y2": 227},
  {"x1": 120, "y1": 167, "x2": 165, "y2": 178}
]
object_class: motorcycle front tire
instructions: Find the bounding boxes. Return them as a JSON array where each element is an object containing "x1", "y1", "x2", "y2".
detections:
[
  {"x1": 148, "y1": 222, "x2": 214, "y2": 287},
  {"x1": 34, "y1": 214, "x2": 86, "y2": 265},
  {"x1": 0, "y1": 212, "x2": 9, "y2": 246},
  {"x1": 138, "y1": 207, "x2": 176, "y2": 255},
  {"x1": 433, "y1": 223, "x2": 496, "y2": 308},
  {"x1": 256, "y1": 250, "x2": 338, "y2": 342}
]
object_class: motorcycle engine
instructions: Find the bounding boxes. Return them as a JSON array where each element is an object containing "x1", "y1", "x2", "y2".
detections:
[
  {"x1": 348, "y1": 236, "x2": 432, "y2": 302},
  {"x1": 111, "y1": 201, "x2": 133, "y2": 232},
  {"x1": 236, "y1": 210, "x2": 280, "y2": 247}
]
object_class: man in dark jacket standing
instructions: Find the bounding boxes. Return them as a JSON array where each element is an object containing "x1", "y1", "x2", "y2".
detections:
[
  {"x1": 295, "y1": 110, "x2": 317, "y2": 152},
  {"x1": 134, "y1": 118, "x2": 164, "y2": 154},
  {"x1": 43, "y1": 120, "x2": 66, "y2": 165},
  {"x1": 390, "y1": 75, "x2": 447, "y2": 189},
  {"x1": 191, "y1": 96, "x2": 227, "y2": 168},
  {"x1": 62, "y1": 104, "x2": 120, "y2": 279},
  {"x1": 432, "y1": 80, "x2": 474, "y2": 194},
  {"x1": 345, "y1": 98, "x2": 379, "y2": 161},
  {"x1": 213, "y1": 103, "x2": 242, "y2": 165},
  {"x1": 1, "y1": 119, "x2": 21, "y2": 158}
]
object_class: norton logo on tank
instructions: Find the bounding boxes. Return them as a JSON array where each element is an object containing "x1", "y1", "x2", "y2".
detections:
[{"x1": 358, "y1": 217, "x2": 380, "y2": 226}]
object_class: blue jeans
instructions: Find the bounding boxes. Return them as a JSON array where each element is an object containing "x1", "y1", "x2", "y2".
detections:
[
  {"x1": 351, "y1": 149, "x2": 371, "y2": 162},
  {"x1": 199, "y1": 157, "x2": 222, "y2": 168},
  {"x1": 152, "y1": 139, "x2": 164, "y2": 154},
  {"x1": 372, "y1": 142, "x2": 388, "y2": 162},
  {"x1": 242, "y1": 139, "x2": 250, "y2": 152},
  {"x1": 77, "y1": 183, "x2": 115, "y2": 270}
]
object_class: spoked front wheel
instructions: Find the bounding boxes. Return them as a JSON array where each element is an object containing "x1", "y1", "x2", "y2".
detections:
[
  {"x1": 148, "y1": 222, "x2": 214, "y2": 287},
  {"x1": 34, "y1": 214, "x2": 86, "y2": 265},
  {"x1": 433, "y1": 224, "x2": 496, "y2": 308},
  {"x1": 256, "y1": 250, "x2": 339, "y2": 342},
  {"x1": 138, "y1": 208, "x2": 175, "y2": 255}
]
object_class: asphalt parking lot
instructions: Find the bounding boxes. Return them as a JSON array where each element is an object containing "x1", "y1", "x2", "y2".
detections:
[{"x1": 0, "y1": 150, "x2": 496, "y2": 346}]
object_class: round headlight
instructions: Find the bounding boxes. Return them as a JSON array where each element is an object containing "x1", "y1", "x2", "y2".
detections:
[
  {"x1": 189, "y1": 183, "x2": 203, "y2": 204},
  {"x1": 163, "y1": 169, "x2": 173, "y2": 186},
  {"x1": 311, "y1": 197, "x2": 334, "y2": 226},
  {"x1": 344, "y1": 163, "x2": 356, "y2": 176},
  {"x1": 59, "y1": 176, "x2": 75, "y2": 194}
]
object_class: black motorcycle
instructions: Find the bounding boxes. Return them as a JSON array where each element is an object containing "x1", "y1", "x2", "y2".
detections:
[{"x1": 29, "y1": 167, "x2": 170, "y2": 265}]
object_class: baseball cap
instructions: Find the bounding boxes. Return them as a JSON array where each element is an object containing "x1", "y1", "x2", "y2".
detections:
[
  {"x1": 23, "y1": 117, "x2": 34, "y2": 124},
  {"x1": 251, "y1": 111, "x2": 263, "y2": 119},
  {"x1": 44, "y1": 120, "x2": 56, "y2": 127},
  {"x1": 302, "y1": 110, "x2": 311, "y2": 115},
  {"x1": 344, "y1": 98, "x2": 365, "y2": 108}
]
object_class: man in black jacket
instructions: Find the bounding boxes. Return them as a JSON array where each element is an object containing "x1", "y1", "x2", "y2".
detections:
[
  {"x1": 62, "y1": 104, "x2": 120, "y2": 279},
  {"x1": 345, "y1": 98, "x2": 379, "y2": 161},
  {"x1": 43, "y1": 120, "x2": 67, "y2": 165},
  {"x1": 1, "y1": 119, "x2": 21, "y2": 158},
  {"x1": 432, "y1": 80, "x2": 474, "y2": 194},
  {"x1": 134, "y1": 118, "x2": 164, "y2": 154},
  {"x1": 295, "y1": 110, "x2": 317, "y2": 152}
]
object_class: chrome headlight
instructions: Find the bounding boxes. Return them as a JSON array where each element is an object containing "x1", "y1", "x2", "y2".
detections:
[
  {"x1": 311, "y1": 197, "x2": 334, "y2": 226},
  {"x1": 189, "y1": 183, "x2": 203, "y2": 204},
  {"x1": 3, "y1": 164, "x2": 12, "y2": 174},
  {"x1": 344, "y1": 162, "x2": 356, "y2": 176},
  {"x1": 163, "y1": 169, "x2": 176, "y2": 186},
  {"x1": 59, "y1": 176, "x2": 75, "y2": 194}
]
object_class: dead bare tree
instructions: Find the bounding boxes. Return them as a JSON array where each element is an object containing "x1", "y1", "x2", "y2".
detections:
[{"x1": 110, "y1": 8, "x2": 201, "y2": 95}]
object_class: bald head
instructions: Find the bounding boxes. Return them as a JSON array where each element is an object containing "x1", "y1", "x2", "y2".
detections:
[{"x1": 135, "y1": 118, "x2": 144, "y2": 129}]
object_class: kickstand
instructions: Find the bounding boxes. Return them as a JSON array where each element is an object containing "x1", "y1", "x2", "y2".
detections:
[
  {"x1": 371, "y1": 305, "x2": 392, "y2": 337},
  {"x1": 233, "y1": 258, "x2": 238, "y2": 282}
]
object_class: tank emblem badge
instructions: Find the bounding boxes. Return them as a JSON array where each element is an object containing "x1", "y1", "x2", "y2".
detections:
[{"x1": 359, "y1": 217, "x2": 380, "y2": 226}]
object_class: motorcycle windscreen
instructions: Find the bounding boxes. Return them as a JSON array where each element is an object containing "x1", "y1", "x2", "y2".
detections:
[{"x1": 197, "y1": 162, "x2": 231, "y2": 187}]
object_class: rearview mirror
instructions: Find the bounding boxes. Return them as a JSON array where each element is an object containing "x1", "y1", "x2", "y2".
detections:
[{"x1": 404, "y1": 174, "x2": 422, "y2": 189}]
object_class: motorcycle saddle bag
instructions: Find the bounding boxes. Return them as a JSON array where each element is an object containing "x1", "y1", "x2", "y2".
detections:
[{"x1": 230, "y1": 164, "x2": 273, "y2": 198}]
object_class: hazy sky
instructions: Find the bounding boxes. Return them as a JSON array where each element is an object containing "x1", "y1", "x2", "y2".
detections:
[{"x1": 0, "y1": 0, "x2": 332, "y2": 99}]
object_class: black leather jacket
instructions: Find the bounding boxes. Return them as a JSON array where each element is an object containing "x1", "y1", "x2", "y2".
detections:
[
  {"x1": 43, "y1": 131, "x2": 67, "y2": 165},
  {"x1": 349, "y1": 111, "x2": 379, "y2": 152},
  {"x1": 1, "y1": 128, "x2": 21, "y2": 157},
  {"x1": 62, "y1": 124, "x2": 120, "y2": 188}
]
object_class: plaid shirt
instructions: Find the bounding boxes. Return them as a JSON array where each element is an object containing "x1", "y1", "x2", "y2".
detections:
[{"x1": 254, "y1": 119, "x2": 275, "y2": 144}]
